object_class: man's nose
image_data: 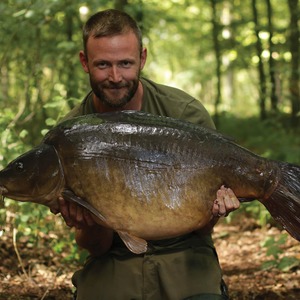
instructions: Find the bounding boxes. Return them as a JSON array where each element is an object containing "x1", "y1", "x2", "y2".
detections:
[{"x1": 108, "y1": 66, "x2": 122, "y2": 82}]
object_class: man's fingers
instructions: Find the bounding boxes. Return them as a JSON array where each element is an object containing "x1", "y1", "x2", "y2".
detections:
[
  {"x1": 58, "y1": 197, "x2": 74, "y2": 227},
  {"x1": 217, "y1": 199, "x2": 226, "y2": 216},
  {"x1": 58, "y1": 197, "x2": 81, "y2": 228},
  {"x1": 83, "y1": 209, "x2": 97, "y2": 226},
  {"x1": 74, "y1": 205, "x2": 85, "y2": 226},
  {"x1": 223, "y1": 188, "x2": 240, "y2": 212},
  {"x1": 213, "y1": 186, "x2": 240, "y2": 218},
  {"x1": 212, "y1": 200, "x2": 220, "y2": 217},
  {"x1": 226, "y1": 188, "x2": 240, "y2": 210},
  {"x1": 55, "y1": 196, "x2": 97, "y2": 230},
  {"x1": 216, "y1": 188, "x2": 227, "y2": 217}
]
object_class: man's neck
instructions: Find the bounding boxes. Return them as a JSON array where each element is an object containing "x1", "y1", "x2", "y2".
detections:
[{"x1": 92, "y1": 81, "x2": 143, "y2": 113}]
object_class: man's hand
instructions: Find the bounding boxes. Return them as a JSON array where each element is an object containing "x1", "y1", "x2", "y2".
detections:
[
  {"x1": 197, "y1": 185, "x2": 240, "y2": 235},
  {"x1": 51, "y1": 196, "x2": 113, "y2": 255},
  {"x1": 212, "y1": 185, "x2": 240, "y2": 217},
  {"x1": 56, "y1": 196, "x2": 96, "y2": 229}
]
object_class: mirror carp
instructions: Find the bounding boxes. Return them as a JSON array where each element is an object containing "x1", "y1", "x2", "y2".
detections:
[{"x1": 0, "y1": 111, "x2": 300, "y2": 254}]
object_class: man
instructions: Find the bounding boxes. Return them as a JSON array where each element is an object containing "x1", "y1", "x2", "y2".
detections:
[{"x1": 57, "y1": 9, "x2": 240, "y2": 300}]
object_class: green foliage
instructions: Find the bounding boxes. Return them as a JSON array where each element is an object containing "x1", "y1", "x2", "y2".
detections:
[
  {"x1": 51, "y1": 231, "x2": 89, "y2": 263},
  {"x1": 219, "y1": 113, "x2": 300, "y2": 164},
  {"x1": 13, "y1": 203, "x2": 51, "y2": 242},
  {"x1": 235, "y1": 202, "x2": 272, "y2": 226},
  {"x1": 0, "y1": 109, "x2": 30, "y2": 168},
  {"x1": 261, "y1": 234, "x2": 300, "y2": 271}
]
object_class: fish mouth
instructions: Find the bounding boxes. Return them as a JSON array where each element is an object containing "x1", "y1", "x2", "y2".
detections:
[
  {"x1": 0, "y1": 186, "x2": 8, "y2": 195},
  {"x1": 0, "y1": 186, "x2": 8, "y2": 207}
]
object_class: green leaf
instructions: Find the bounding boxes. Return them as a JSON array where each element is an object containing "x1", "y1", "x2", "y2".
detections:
[
  {"x1": 278, "y1": 257, "x2": 300, "y2": 272},
  {"x1": 13, "y1": 9, "x2": 27, "y2": 17},
  {"x1": 19, "y1": 129, "x2": 28, "y2": 139},
  {"x1": 261, "y1": 259, "x2": 277, "y2": 270},
  {"x1": 45, "y1": 118, "x2": 57, "y2": 126},
  {"x1": 266, "y1": 245, "x2": 282, "y2": 259},
  {"x1": 261, "y1": 236, "x2": 275, "y2": 247},
  {"x1": 41, "y1": 129, "x2": 49, "y2": 136}
]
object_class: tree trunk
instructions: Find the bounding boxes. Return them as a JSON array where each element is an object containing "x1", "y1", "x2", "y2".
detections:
[
  {"x1": 288, "y1": 0, "x2": 300, "y2": 126},
  {"x1": 252, "y1": 0, "x2": 267, "y2": 120},
  {"x1": 65, "y1": 5, "x2": 76, "y2": 109},
  {"x1": 266, "y1": 0, "x2": 278, "y2": 112},
  {"x1": 210, "y1": 0, "x2": 222, "y2": 127}
]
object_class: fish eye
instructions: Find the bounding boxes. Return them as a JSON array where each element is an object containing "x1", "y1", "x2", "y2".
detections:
[{"x1": 15, "y1": 162, "x2": 24, "y2": 172}]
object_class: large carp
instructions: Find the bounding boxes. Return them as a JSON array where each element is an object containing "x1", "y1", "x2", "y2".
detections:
[{"x1": 0, "y1": 111, "x2": 300, "y2": 254}]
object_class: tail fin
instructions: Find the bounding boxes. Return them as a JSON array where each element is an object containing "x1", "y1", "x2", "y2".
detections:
[{"x1": 262, "y1": 161, "x2": 300, "y2": 241}]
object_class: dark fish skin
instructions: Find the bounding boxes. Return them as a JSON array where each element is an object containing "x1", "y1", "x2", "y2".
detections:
[{"x1": 0, "y1": 111, "x2": 300, "y2": 254}]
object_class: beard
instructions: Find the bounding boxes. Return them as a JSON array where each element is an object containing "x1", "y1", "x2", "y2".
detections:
[{"x1": 90, "y1": 75, "x2": 140, "y2": 108}]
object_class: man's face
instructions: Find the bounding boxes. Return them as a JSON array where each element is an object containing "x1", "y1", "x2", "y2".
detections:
[{"x1": 80, "y1": 31, "x2": 147, "y2": 108}]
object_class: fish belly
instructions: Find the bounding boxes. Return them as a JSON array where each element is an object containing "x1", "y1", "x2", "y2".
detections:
[{"x1": 63, "y1": 155, "x2": 216, "y2": 239}]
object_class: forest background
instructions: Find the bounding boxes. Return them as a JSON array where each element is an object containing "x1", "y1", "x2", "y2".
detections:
[{"x1": 0, "y1": 0, "x2": 299, "y2": 299}]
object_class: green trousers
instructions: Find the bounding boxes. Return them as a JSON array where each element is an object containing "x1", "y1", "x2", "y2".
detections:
[{"x1": 72, "y1": 233, "x2": 228, "y2": 300}]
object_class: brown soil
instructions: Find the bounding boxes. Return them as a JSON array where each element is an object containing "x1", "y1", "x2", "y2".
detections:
[{"x1": 1, "y1": 217, "x2": 300, "y2": 300}]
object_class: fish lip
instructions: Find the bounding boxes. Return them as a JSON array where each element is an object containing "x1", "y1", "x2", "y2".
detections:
[{"x1": 0, "y1": 186, "x2": 8, "y2": 195}]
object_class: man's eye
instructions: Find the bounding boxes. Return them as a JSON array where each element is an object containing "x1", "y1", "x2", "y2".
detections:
[
  {"x1": 97, "y1": 62, "x2": 108, "y2": 69},
  {"x1": 121, "y1": 61, "x2": 132, "y2": 68}
]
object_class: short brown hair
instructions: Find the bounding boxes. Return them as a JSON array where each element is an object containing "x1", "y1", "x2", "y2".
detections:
[{"x1": 83, "y1": 9, "x2": 143, "y2": 56}]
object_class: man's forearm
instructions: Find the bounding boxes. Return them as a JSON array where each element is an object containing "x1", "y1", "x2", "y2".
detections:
[{"x1": 75, "y1": 225, "x2": 114, "y2": 256}]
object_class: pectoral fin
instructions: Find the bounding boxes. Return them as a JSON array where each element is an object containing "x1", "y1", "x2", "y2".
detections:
[
  {"x1": 117, "y1": 231, "x2": 148, "y2": 254},
  {"x1": 62, "y1": 189, "x2": 107, "y2": 224}
]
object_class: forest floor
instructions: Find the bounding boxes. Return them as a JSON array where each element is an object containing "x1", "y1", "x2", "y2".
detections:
[{"x1": 1, "y1": 216, "x2": 300, "y2": 300}]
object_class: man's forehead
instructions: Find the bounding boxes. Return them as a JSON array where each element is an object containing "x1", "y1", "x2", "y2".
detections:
[
  {"x1": 90, "y1": 27, "x2": 136, "y2": 40},
  {"x1": 87, "y1": 31, "x2": 140, "y2": 51}
]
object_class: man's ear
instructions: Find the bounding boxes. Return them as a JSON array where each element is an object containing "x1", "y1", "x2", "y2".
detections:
[
  {"x1": 140, "y1": 47, "x2": 147, "y2": 70},
  {"x1": 79, "y1": 50, "x2": 89, "y2": 73}
]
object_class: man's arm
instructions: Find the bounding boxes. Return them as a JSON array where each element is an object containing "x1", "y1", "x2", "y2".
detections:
[
  {"x1": 57, "y1": 198, "x2": 114, "y2": 256},
  {"x1": 75, "y1": 225, "x2": 114, "y2": 256}
]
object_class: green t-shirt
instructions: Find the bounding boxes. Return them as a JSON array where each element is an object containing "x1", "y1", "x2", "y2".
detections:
[{"x1": 62, "y1": 77, "x2": 216, "y2": 130}]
